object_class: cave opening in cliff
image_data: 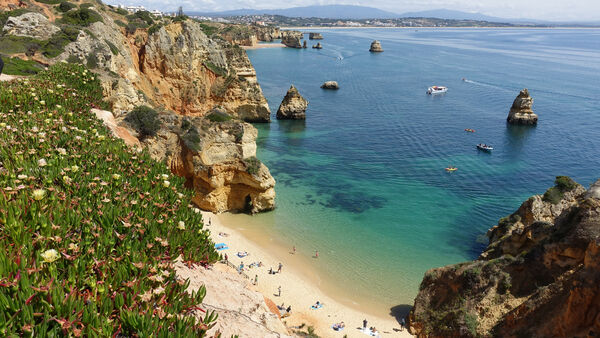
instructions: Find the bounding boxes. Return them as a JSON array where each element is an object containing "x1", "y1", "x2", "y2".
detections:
[{"x1": 244, "y1": 195, "x2": 253, "y2": 214}]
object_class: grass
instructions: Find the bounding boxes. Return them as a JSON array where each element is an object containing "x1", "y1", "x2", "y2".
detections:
[
  {"x1": 104, "y1": 39, "x2": 119, "y2": 56},
  {"x1": 0, "y1": 63, "x2": 219, "y2": 336},
  {"x1": 0, "y1": 56, "x2": 45, "y2": 75},
  {"x1": 198, "y1": 23, "x2": 218, "y2": 37},
  {"x1": 203, "y1": 61, "x2": 228, "y2": 78},
  {"x1": 179, "y1": 118, "x2": 201, "y2": 152}
]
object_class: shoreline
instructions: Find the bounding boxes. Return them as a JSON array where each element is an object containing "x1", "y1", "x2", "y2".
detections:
[
  {"x1": 281, "y1": 26, "x2": 600, "y2": 30},
  {"x1": 203, "y1": 211, "x2": 413, "y2": 337},
  {"x1": 243, "y1": 43, "x2": 286, "y2": 50}
]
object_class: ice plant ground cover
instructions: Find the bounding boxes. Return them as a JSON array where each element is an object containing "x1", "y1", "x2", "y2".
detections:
[{"x1": 0, "y1": 63, "x2": 220, "y2": 336}]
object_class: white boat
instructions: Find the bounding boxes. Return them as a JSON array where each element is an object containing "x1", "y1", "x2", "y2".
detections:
[
  {"x1": 427, "y1": 86, "x2": 448, "y2": 94},
  {"x1": 477, "y1": 144, "x2": 493, "y2": 151}
]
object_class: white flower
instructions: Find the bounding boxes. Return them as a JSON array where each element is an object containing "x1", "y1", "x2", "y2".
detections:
[
  {"x1": 32, "y1": 189, "x2": 47, "y2": 201},
  {"x1": 41, "y1": 249, "x2": 60, "y2": 263},
  {"x1": 193, "y1": 208, "x2": 200, "y2": 214},
  {"x1": 161, "y1": 174, "x2": 169, "y2": 180},
  {"x1": 177, "y1": 221, "x2": 186, "y2": 230},
  {"x1": 17, "y1": 174, "x2": 27, "y2": 180},
  {"x1": 56, "y1": 148, "x2": 67, "y2": 156},
  {"x1": 162, "y1": 180, "x2": 170, "y2": 188},
  {"x1": 40, "y1": 100, "x2": 46, "y2": 105},
  {"x1": 56, "y1": 104, "x2": 62, "y2": 109},
  {"x1": 71, "y1": 165, "x2": 79, "y2": 173},
  {"x1": 37, "y1": 159, "x2": 47, "y2": 167},
  {"x1": 177, "y1": 193, "x2": 184, "y2": 199}
]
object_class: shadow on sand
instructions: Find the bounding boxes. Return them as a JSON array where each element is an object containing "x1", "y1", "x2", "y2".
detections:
[{"x1": 390, "y1": 304, "x2": 412, "y2": 325}]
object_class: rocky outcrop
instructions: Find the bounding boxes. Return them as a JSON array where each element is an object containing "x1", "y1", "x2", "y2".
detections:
[
  {"x1": 276, "y1": 85, "x2": 308, "y2": 120},
  {"x1": 312, "y1": 43, "x2": 322, "y2": 49},
  {"x1": 252, "y1": 25, "x2": 281, "y2": 42},
  {"x1": 309, "y1": 32, "x2": 323, "y2": 40},
  {"x1": 281, "y1": 30, "x2": 303, "y2": 49},
  {"x1": 2, "y1": 12, "x2": 60, "y2": 40},
  {"x1": 507, "y1": 89, "x2": 538, "y2": 125},
  {"x1": 369, "y1": 40, "x2": 384, "y2": 52},
  {"x1": 321, "y1": 81, "x2": 339, "y2": 90},
  {"x1": 139, "y1": 21, "x2": 270, "y2": 122},
  {"x1": 409, "y1": 176, "x2": 600, "y2": 337}
]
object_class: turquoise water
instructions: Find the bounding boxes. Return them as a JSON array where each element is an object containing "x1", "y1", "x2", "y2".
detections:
[{"x1": 243, "y1": 29, "x2": 600, "y2": 311}]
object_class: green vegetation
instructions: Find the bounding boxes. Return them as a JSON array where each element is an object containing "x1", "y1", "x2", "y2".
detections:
[
  {"x1": 0, "y1": 63, "x2": 219, "y2": 336},
  {"x1": 104, "y1": 39, "x2": 119, "y2": 55},
  {"x1": 127, "y1": 10, "x2": 155, "y2": 26},
  {"x1": 0, "y1": 26, "x2": 79, "y2": 58},
  {"x1": 57, "y1": 1, "x2": 78, "y2": 12},
  {"x1": 0, "y1": 9, "x2": 28, "y2": 28},
  {"x1": 180, "y1": 118, "x2": 201, "y2": 152},
  {"x1": 198, "y1": 23, "x2": 218, "y2": 37},
  {"x1": 114, "y1": 8, "x2": 128, "y2": 16},
  {"x1": 86, "y1": 53, "x2": 99, "y2": 68},
  {"x1": 203, "y1": 61, "x2": 228, "y2": 77},
  {"x1": 33, "y1": 0, "x2": 63, "y2": 4},
  {"x1": 244, "y1": 157, "x2": 261, "y2": 175},
  {"x1": 206, "y1": 111, "x2": 232, "y2": 123},
  {"x1": 60, "y1": 8, "x2": 103, "y2": 26},
  {"x1": 0, "y1": 56, "x2": 45, "y2": 75},
  {"x1": 125, "y1": 21, "x2": 148, "y2": 35},
  {"x1": 80, "y1": 2, "x2": 95, "y2": 9},
  {"x1": 115, "y1": 19, "x2": 127, "y2": 27},
  {"x1": 125, "y1": 105, "x2": 161, "y2": 139},
  {"x1": 542, "y1": 176, "x2": 578, "y2": 204},
  {"x1": 464, "y1": 313, "x2": 479, "y2": 337},
  {"x1": 148, "y1": 23, "x2": 163, "y2": 36}
]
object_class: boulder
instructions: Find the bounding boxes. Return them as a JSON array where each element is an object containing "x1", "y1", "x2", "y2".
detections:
[
  {"x1": 309, "y1": 32, "x2": 323, "y2": 40},
  {"x1": 507, "y1": 89, "x2": 538, "y2": 125},
  {"x1": 369, "y1": 40, "x2": 383, "y2": 52},
  {"x1": 2, "y1": 12, "x2": 60, "y2": 40},
  {"x1": 320, "y1": 81, "x2": 339, "y2": 90},
  {"x1": 312, "y1": 43, "x2": 322, "y2": 49},
  {"x1": 585, "y1": 179, "x2": 600, "y2": 199},
  {"x1": 276, "y1": 85, "x2": 308, "y2": 120}
]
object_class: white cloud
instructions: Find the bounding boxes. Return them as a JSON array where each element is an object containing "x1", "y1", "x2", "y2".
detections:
[{"x1": 103, "y1": 0, "x2": 600, "y2": 21}]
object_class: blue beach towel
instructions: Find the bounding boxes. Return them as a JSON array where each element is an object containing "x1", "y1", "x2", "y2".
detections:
[
  {"x1": 214, "y1": 243, "x2": 228, "y2": 251},
  {"x1": 310, "y1": 304, "x2": 323, "y2": 310}
]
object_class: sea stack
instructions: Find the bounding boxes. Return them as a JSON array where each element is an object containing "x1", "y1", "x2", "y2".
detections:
[
  {"x1": 312, "y1": 43, "x2": 322, "y2": 49},
  {"x1": 320, "y1": 81, "x2": 339, "y2": 90},
  {"x1": 507, "y1": 89, "x2": 538, "y2": 125},
  {"x1": 369, "y1": 40, "x2": 384, "y2": 52},
  {"x1": 277, "y1": 85, "x2": 308, "y2": 120},
  {"x1": 303, "y1": 40, "x2": 308, "y2": 48},
  {"x1": 309, "y1": 32, "x2": 323, "y2": 40}
]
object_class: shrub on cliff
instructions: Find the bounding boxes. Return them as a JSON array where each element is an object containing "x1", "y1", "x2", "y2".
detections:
[
  {"x1": 0, "y1": 55, "x2": 44, "y2": 75},
  {"x1": 57, "y1": 1, "x2": 77, "y2": 12},
  {"x1": 543, "y1": 176, "x2": 578, "y2": 204},
  {"x1": 60, "y1": 8, "x2": 103, "y2": 26},
  {"x1": 206, "y1": 110, "x2": 232, "y2": 122},
  {"x1": 125, "y1": 105, "x2": 161, "y2": 139},
  {"x1": 244, "y1": 156, "x2": 262, "y2": 175},
  {"x1": 0, "y1": 63, "x2": 219, "y2": 336}
]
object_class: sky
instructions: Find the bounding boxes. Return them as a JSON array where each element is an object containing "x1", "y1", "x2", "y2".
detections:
[{"x1": 105, "y1": 0, "x2": 600, "y2": 21}]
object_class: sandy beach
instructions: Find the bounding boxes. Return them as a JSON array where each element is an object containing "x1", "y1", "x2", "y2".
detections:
[
  {"x1": 203, "y1": 211, "x2": 413, "y2": 338},
  {"x1": 243, "y1": 43, "x2": 287, "y2": 50}
]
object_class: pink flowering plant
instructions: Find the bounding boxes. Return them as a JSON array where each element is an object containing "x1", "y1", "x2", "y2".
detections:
[{"x1": 0, "y1": 63, "x2": 220, "y2": 336}]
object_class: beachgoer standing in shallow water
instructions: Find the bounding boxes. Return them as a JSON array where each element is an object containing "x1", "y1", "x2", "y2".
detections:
[
  {"x1": 315, "y1": 250, "x2": 319, "y2": 258},
  {"x1": 278, "y1": 262, "x2": 283, "y2": 273}
]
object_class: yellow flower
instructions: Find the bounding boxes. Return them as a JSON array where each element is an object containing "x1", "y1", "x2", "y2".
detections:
[
  {"x1": 97, "y1": 135, "x2": 105, "y2": 141},
  {"x1": 163, "y1": 180, "x2": 170, "y2": 188},
  {"x1": 32, "y1": 189, "x2": 46, "y2": 201},
  {"x1": 63, "y1": 176, "x2": 72, "y2": 184},
  {"x1": 71, "y1": 165, "x2": 79, "y2": 172},
  {"x1": 40, "y1": 100, "x2": 46, "y2": 105},
  {"x1": 177, "y1": 221, "x2": 186, "y2": 230},
  {"x1": 41, "y1": 249, "x2": 59, "y2": 263},
  {"x1": 112, "y1": 174, "x2": 121, "y2": 180}
]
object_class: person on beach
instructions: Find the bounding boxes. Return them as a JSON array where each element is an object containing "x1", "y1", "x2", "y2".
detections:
[
  {"x1": 315, "y1": 250, "x2": 319, "y2": 258},
  {"x1": 254, "y1": 274, "x2": 258, "y2": 285},
  {"x1": 277, "y1": 286, "x2": 281, "y2": 297},
  {"x1": 292, "y1": 245, "x2": 296, "y2": 254},
  {"x1": 401, "y1": 318, "x2": 406, "y2": 331},
  {"x1": 224, "y1": 253, "x2": 228, "y2": 263},
  {"x1": 208, "y1": 218, "x2": 211, "y2": 226},
  {"x1": 363, "y1": 319, "x2": 367, "y2": 330},
  {"x1": 286, "y1": 305, "x2": 291, "y2": 313},
  {"x1": 278, "y1": 262, "x2": 283, "y2": 273},
  {"x1": 239, "y1": 262, "x2": 244, "y2": 273},
  {"x1": 0, "y1": 56, "x2": 4, "y2": 75}
]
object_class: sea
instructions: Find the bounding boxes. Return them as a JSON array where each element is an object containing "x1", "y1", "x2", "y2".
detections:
[{"x1": 227, "y1": 28, "x2": 600, "y2": 316}]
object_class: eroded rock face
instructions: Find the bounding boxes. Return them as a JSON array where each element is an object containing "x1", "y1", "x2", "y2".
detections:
[
  {"x1": 507, "y1": 89, "x2": 538, "y2": 125},
  {"x1": 276, "y1": 85, "x2": 308, "y2": 120},
  {"x1": 140, "y1": 21, "x2": 271, "y2": 122},
  {"x1": 252, "y1": 25, "x2": 281, "y2": 42},
  {"x1": 140, "y1": 114, "x2": 275, "y2": 214},
  {"x1": 321, "y1": 81, "x2": 339, "y2": 90},
  {"x1": 2, "y1": 12, "x2": 60, "y2": 40},
  {"x1": 409, "y1": 178, "x2": 600, "y2": 337},
  {"x1": 369, "y1": 40, "x2": 383, "y2": 52},
  {"x1": 281, "y1": 30, "x2": 303, "y2": 48}
]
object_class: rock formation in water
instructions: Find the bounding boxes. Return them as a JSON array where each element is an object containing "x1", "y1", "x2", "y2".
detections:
[
  {"x1": 309, "y1": 32, "x2": 323, "y2": 40},
  {"x1": 369, "y1": 40, "x2": 384, "y2": 52},
  {"x1": 312, "y1": 43, "x2": 322, "y2": 49},
  {"x1": 277, "y1": 85, "x2": 308, "y2": 120},
  {"x1": 409, "y1": 176, "x2": 600, "y2": 337},
  {"x1": 251, "y1": 25, "x2": 281, "y2": 42},
  {"x1": 303, "y1": 40, "x2": 308, "y2": 48},
  {"x1": 321, "y1": 81, "x2": 339, "y2": 90},
  {"x1": 281, "y1": 30, "x2": 303, "y2": 48},
  {"x1": 507, "y1": 89, "x2": 538, "y2": 125}
]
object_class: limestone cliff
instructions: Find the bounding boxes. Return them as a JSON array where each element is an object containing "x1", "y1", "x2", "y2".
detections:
[
  {"x1": 253, "y1": 25, "x2": 281, "y2": 42},
  {"x1": 281, "y1": 30, "x2": 303, "y2": 48},
  {"x1": 409, "y1": 176, "x2": 600, "y2": 337},
  {"x1": 507, "y1": 89, "x2": 538, "y2": 125}
]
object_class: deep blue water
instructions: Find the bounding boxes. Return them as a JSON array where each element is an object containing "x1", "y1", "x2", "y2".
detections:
[{"x1": 243, "y1": 28, "x2": 600, "y2": 309}]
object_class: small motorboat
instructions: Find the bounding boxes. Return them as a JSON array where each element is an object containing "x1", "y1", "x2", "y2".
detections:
[
  {"x1": 445, "y1": 166, "x2": 458, "y2": 172},
  {"x1": 477, "y1": 144, "x2": 493, "y2": 151},
  {"x1": 427, "y1": 86, "x2": 448, "y2": 94},
  {"x1": 465, "y1": 128, "x2": 475, "y2": 132}
]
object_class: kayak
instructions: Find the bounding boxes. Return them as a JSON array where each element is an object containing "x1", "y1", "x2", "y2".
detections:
[
  {"x1": 445, "y1": 167, "x2": 458, "y2": 172},
  {"x1": 465, "y1": 128, "x2": 475, "y2": 132}
]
